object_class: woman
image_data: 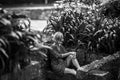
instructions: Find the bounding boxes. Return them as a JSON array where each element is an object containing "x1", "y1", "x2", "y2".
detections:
[{"x1": 50, "y1": 32, "x2": 85, "y2": 79}]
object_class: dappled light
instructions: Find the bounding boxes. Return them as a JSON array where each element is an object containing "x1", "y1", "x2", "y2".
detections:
[{"x1": 0, "y1": 0, "x2": 120, "y2": 80}]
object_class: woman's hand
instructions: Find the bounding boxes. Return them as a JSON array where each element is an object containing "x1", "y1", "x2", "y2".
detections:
[
  {"x1": 61, "y1": 52, "x2": 76, "y2": 58},
  {"x1": 69, "y1": 52, "x2": 76, "y2": 59},
  {"x1": 69, "y1": 52, "x2": 76, "y2": 56}
]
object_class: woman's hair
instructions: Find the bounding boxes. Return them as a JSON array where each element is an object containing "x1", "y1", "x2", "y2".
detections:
[{"x1": 53, "y1": 32, "x2": 63, "y2": 41}]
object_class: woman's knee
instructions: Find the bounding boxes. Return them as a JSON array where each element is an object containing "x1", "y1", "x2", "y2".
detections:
[
  {"x1": 68, "y1": 54, "x2": 76, "y2": 59},
  {"x1": 73, "y1": 52, "x2": 76, "y2": 56},
  {"x1": 72, "y1": 52, "x2": 76, "y2": 58},
  {"x1": 68, "y1": 55, "x2": 74, "y2": 59}
]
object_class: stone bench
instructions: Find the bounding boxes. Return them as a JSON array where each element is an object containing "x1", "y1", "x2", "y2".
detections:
[
  {"x1": 46, "y1": 68, "x2": 110, "y2": 80},
  {"x1": 46, "y1": 70, "x2": 76, "y2": 80}
]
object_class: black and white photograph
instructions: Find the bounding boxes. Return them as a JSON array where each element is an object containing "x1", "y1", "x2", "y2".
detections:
[{"x1": 0, "y1": 0, "x2": 120, "y2": 80}]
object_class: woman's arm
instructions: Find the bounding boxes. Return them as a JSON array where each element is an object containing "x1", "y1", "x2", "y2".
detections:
[
  {"x1": 61, "y1": 52, "x2": 71, "y2": 58},
  {"x1": 61, "y1": 51, "x2": 76, "y2": 58},
  {"x1": 50, "y1": 45, "x2": 76, "y2": 58},
  {"x1": 51, "y1": 49, "x2": 72, "y2": 58}
]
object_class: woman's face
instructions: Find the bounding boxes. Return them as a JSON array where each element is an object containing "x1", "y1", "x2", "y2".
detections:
[
  {"x1": 55, "y1": 38, "x2": 64, "y2": 45},
  {"x1": 53, "y1": 32, "x2": 64, "y2": 45}
]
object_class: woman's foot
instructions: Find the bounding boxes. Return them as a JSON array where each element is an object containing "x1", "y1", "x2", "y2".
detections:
[
  {"x1": 77, "y1": 67, "x2": 88, "y2": 72},
  {"x1": 76, "y1": 68, "x2": 88, "y2": 79}
]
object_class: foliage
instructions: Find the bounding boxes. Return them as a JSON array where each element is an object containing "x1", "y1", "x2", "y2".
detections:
[
  {"x1": 79, "y1": 0, "x2": 101, "y2": 5},
  {"x1": 0, "y1": 10, "x2": 50, "y2": 80},
  {"x1": 1, "y1": 0, "x2": 120, "y2": 80},
  {"x1": 43, "y1": 0, "x2": 120, "y2": 55},
  {"x1": 100, "y1": 0, "x2": 120, "y2": 18}
]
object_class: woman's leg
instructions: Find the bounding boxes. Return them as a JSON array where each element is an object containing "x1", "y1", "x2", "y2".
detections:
[
  {"x1": 66, "y1": 53, "x2": 81, "y2": 70},
  {"x1": 64, "y1": 68, "x2": 76, "y2": 76},
  {"x1": 72, "y1": 58, "x2": 81, "y2": 70}
]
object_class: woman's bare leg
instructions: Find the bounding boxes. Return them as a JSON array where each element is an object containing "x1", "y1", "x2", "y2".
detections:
[
  {"x1": 66, "y1": 55, "x2": 73, "y2": 66},
  {"x1": 66, "y1": 53, "x2": 81, "y2": 70},
  {"x1": 72, "y1": 58, "x2": 81, "y2": 70},
  {"x1": 64, "y1": 68, "x2": 76, "y2": 76}
]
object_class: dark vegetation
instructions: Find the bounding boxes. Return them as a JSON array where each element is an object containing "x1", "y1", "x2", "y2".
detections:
[
  {"x1": 44, "y1": 0, "x2": 120, "y2": 55},
  {"x1": 0, "y1": 9, "x2": 49, "y2": 80}
]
